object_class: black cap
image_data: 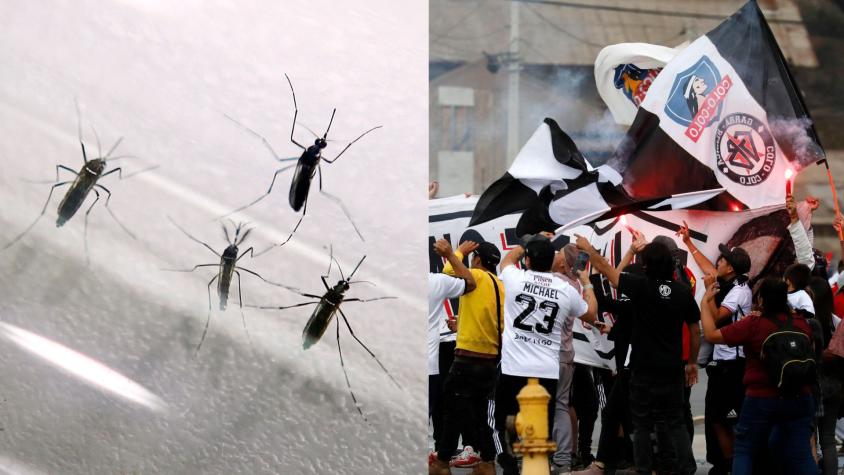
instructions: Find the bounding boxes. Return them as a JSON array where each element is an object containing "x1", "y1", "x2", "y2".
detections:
[
  {"x1": 474, "y1": 242, "x2": 501, "y2": 269},
  {"x1": 718, "y1": 244, "x2": 751, "y2": 275}
]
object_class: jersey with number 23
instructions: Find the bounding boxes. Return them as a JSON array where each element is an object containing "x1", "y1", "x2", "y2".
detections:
[{"x1": 500, "y1": 266, "x2": 588, "y2": 379}]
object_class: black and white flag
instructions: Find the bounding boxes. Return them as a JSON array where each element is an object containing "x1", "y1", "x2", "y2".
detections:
[
  {"x1": 469, "y1": 118, "x2": 722, "y2": 235},
  {"x1": 607, "y1": 0, "x2": 824, "y2": 212}
]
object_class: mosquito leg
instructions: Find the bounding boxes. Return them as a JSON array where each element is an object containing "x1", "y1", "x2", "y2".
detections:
[
  {"x1": 250, "y1": 213, "x2": 303, "y2": 258},
  {"x1": 338, "y1": 308, "x2": 401, "y2": 389},
  {"x1": 219, "y1": 164, "x2": 298, "y2": 219},
  {"x1": 195, "y1": 274, "x2": 219, "y2": 355},
  {"x1": 284, "y1": 73, "x2": 306, "y2": 150},
  {"x1": 167, "y1": 216, "x2": 221, "y2": 257},
  {"x1": 321, "y1": 125, "x2": 382, "y2": 163},
  {"x1": 234, "y1": 271, "x2": 252, "y2": 346},
  {"x1": 56, "y1": 165, "x2": 77, "y2": 182},
  {"x1": 95, "y1": 184, "x2": 136, "y2": 240},
  {"x1": 83, "y1": 189, "x2": 101, "y2": 265},
  {"x1": 342, "y1": 297, "x2": 398, "y2": 303},
  {"x1": 245, "y1": 301, "x2": 320, "y2": 310},
  {"x1": 237, "y1": 246, "x2": 254, "y2": 261},
  {"x1": 335, "y1": 316, "x2": 366, "y2": 420},
  {"x1": 2, "y1": 181, "x2": 70, "y2": 251},
  {"x1": 162, "y1": 263, "x2": 220, "y2": 272},
  {"x1": 321, "y1": 276, "x2": 330, "y2": 291},
  {"x1": 223, "y1": 113, "x2": 288, "y2": 160},
  {"x1": 317, "y1": 165, "x2": 364, "y2": 241},
  {"x1": 234, "y1": 266, "x2": 302, "y2": 294},
  {"x1": 100, "y1": 167, "x2": 122, "y2": 180}
]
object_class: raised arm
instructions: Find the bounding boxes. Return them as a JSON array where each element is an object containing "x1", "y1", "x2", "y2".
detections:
[
  {"x1": 434, "y1": 239, "x2": 476, "y2": 293},
  {"x1": 677, "y1": 220, "x2": 717, "y2": 276},
  {"x1": 501, "y1": 244, "x2": 524, "y2": 271},
  {"x1": 576, "y1": 269, "x2": 598, "y2": 325},
  {"x1": 575, "y1": 234, "x2": 620, "y2": 288},
  {"x1": 700, "y1": 274, "x2": 726, "y2": 344},
  {"x1": 616, "y1": 229, "x2": 647, "y2": 272},
  {"x1": 443, "y1": 240, "x2": 479, "y2": 276},
  {"x1": 787, "y1": 195, "x2": 815, "y2": 269}
]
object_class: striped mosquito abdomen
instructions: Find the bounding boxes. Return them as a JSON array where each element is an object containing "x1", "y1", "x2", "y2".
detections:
[
  {"x1": 302, "y1": 289, "x2": 343, "y2": 349},
  {"x1": 56, "y1": 160, "x2": 103, "y2": 227}
]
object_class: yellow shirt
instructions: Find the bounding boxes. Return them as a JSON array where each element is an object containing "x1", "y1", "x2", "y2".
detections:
[{"x1": 443, "y1": 251, "x2": 505, "y2": 355}]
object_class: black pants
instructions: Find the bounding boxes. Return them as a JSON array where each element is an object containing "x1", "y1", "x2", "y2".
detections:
[
  {"x1": 572, "y1": 363, "x2": 599, "y2": 459},
  {"x1": 430, "y1": 341, "x2": 456, "y2": 448},
  {"x1": 436, "y1": 356, "x2": 498, "y2": 462},
  {"x1": 596, "y1": 368, "x2": 633, "y2": 468},
  {"x1": 629, "y1": 368, "x2": 696, "y2": 475},
  {"x1": 704, "y1": 359, "x2": 746, "y2": 471},
  {"x1": 493, "y1": 373, "x2": 557, "y2": 459}
]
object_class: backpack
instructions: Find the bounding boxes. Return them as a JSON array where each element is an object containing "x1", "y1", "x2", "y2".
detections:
[{"x1": 760, "y1": 313, "x2": 817, "y2": 395}]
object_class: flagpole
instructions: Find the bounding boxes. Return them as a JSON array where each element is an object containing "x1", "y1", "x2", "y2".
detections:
[
  {"x1": 756, "y1": 2, "x2": 843, "y2": 238},
  {"x1": 818, "y1": 158, "x2": 844, "y2": 240}
]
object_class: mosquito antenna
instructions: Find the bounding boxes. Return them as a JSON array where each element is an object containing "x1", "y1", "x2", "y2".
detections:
[
  {"x1": 74, "y1": 97, "x2": 87, "y2": 164},
  {"x1": 349, "y1": 280, "x2": 376, "y2": 286},
  {"x1": 104, "y1": 154, "x2": 141, "y2": 162},
  {"x1": 91, "y1": 125, "x2": 103, "y2": 159},
  {"x1": 221, "y1": 221, "x2": 233, "y2": 245},
  {"x1": 301, "y1": 123, "x2": 319, "y2": 139},
  {"x1": 325, "y1": 244, "x2": 334, "y2": 277},
  {"x1": 323, "y1": 108, "x2": 336, "y2": 139},
  {"x1": 335, "y1": 255, "x2": 346, "y2": 281},
  {"x1": 347, "y1": 255, "x2": 367, "y2": 281},
  {"x1": 238, "y1": 225, "x2": 253, "y2": 245},
  {"x1": 104, "y1": 137, "x2": 124, "y2": 160}
]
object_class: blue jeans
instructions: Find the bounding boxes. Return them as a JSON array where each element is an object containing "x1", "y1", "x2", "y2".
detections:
[{"x1": 732, "y1": 394, "x2": 817, "y2": 475}]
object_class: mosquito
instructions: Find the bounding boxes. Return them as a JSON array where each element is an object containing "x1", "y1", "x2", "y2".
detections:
[
  {"x1": 248, "y1": 248, "x2": 399, "y2": 419},
  {"x1": 2, "y1": 100, "x2": 147, "y2": 263},
  {"x1": 165, "y1": 217, "x2": 297, "y2": 354},
  {"x1": 222, "y1": 74, "x2": 381, "y2": 246}
]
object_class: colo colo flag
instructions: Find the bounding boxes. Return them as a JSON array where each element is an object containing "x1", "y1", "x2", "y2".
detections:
[{"x1": 610, "y1": 0, "x2": 824, "y2": 212}]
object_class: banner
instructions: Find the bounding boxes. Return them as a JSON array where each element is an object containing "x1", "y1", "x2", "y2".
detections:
[{"x1": 431, "y1": 195, "x2": 808, "y2": 369}]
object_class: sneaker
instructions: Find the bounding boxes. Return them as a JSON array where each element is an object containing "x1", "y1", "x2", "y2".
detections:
[
  {"x1": 572, "y1": 461, "x2": 605, "y2": 474},
  {"x1": 450, "y1": 446, "x2": 481, "y2": 468},
  {"x1": 550, "y1": 463, "x2": 572, "y2": 475},
  {"x1": 429, "y1": 457, "x2": 452, "y2": 475}
]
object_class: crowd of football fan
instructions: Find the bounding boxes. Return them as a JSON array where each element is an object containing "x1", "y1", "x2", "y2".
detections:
[{"x1": 428, "y1": 192, "x2": 844, "y2": 475}]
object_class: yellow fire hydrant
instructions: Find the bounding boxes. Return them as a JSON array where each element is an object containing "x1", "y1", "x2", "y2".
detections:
[{"x1": 513, "y1": 378, "x2": 557, "y2": 475}]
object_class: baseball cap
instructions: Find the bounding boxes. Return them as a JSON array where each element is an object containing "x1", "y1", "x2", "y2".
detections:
[
  {"x1": 474, "y1": 242, "x2": 501, "y2": 269},
  {"x1": 718, "y1": 244, "x2": 751, "y2": 275}
]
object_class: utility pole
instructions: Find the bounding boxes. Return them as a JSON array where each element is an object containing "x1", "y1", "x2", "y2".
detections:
[{"x1": 506, "y1": 0, "x2": 521, "y2": 162}]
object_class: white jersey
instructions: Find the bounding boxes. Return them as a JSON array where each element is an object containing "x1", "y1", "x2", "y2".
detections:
[
  {"x1": 500, "y1": 266, "x2": 588, "y2": 379},
  {"x1": 715, "y1": 280, "x2": 752, "y2": 361},
  {"x1": 428, "y1": 273, "x2": 465, "y2": 375},
  {"x1": 788, "y1": 289, "x2": 816, "y2": 316}
]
